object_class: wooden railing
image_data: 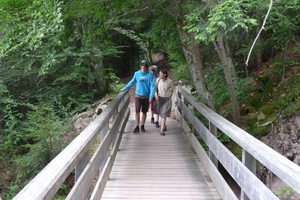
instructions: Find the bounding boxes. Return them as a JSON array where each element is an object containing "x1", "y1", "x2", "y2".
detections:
[
  {"x1": 13, "y1": 86, "x2": 300, "y2": 200},
  {"x1": 13, "y1": 91, "x2": 130, "y2": 200},
  {"x1": 175, "y1": 86, "x2": 300, "y2": 200}
]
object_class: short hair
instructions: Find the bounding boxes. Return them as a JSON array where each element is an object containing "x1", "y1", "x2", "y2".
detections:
[{"x1": 160, "y1": 68, "x2": 168, "y2": 78}]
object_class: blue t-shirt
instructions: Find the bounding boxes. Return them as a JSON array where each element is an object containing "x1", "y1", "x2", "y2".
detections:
[{"x1": 123, "y1": 70, "x2": 155, "y2": 99}]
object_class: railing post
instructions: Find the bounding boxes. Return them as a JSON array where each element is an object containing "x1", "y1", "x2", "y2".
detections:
[
  {"x1": 209, "y1": 122, "x2": 218, "y2": 168},
  {"x1": 101, "y1": 122, "x2": 109, "y2": 140},
  {"x1": 241, "y1": 149, "x2": 256, "y2": 200},
  {"x1": 75, "y1": 151, "x2": 89, "y2": 182},
  {"x1": 177, "y1": 91, "x2": 182, "y2": 115}
]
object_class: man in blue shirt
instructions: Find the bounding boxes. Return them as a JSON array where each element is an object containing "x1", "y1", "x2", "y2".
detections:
[{"x1": 120, "y1": 60, "x2": 155, "y2": 133}]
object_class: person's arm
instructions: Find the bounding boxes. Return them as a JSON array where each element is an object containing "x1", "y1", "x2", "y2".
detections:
[
  {"x1": 149, "y1": 75, "x2": 155, "y2": 100},
  {"x1": 120, "y1": 73, "x2": 137, "y2": 92},
  {"x1": 170, "y1": 80, "x2": 178, "y2": 106},
  {"x1": 154, "y1": 78, "x2": 159, "y2": 100}
]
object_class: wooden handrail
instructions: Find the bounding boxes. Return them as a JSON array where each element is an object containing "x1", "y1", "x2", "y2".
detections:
[
  {"x1": 176, "y1": 86, "x2": 300, "y2": 200},
  {"x1": 13, "y1": 91, "x2": 130, "y2": 200}
]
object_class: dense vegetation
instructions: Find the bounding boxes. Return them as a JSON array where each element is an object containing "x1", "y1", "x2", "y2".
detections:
[{"x1": 1, "y1": 0, "x2": 300, "y2": 198}]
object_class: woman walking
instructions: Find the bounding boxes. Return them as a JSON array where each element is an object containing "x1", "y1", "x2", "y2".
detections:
[{"x1": 154, "y1": 69, "x2": 177, "y2": 136}]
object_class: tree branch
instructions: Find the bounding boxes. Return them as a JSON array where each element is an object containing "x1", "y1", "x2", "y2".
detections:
[{"x1": 245, "y1": 0, "x2": 273, "y2": 67}]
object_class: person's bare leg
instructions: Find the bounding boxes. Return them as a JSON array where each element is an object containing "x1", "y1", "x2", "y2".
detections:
[
  {"x1": 139, "y1": 113, "x2": 147, "y2": 132},
  {"x1": 151, "y1": 111, "x2": 155, "y2": 124},
  {"x1": 155, "y1": 113, "x2": 160, "y2": 128},
  {"x1": 132, "y1": 112, "x2": 141, "y2": 133},
  {"x1": 160, "y1": 117, "x2": 166, "y2": 135},
  {"x1": 155, "y1": 114, "x2": 159, "y2": 123},
  {"x1": 135, "y1": 112, "x2": 140, "y2": 126},
  {"x1": 142, "y1": 113, "x2": 147, "y2": 125}
]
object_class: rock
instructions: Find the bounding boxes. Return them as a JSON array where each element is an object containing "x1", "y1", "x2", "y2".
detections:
[
  {"x1": 74, "y1": 117, "x2": 93, "y2": 131},
  {"x1": 293, "y1": 156, "x2": 300, "y2": 165},
  {"x1": 260, "y1": 114, "x2": 300, "y2": 197}
]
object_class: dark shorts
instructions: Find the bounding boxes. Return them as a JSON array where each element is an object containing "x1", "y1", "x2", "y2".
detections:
[{"x1": 135, "y1": 96, "x2": 150, "y2": 114}]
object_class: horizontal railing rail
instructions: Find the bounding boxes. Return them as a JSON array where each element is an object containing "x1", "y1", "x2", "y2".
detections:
[
  {"x1": 175, "y1": 86, "x2": 300, "y2": 200},
  {"x1": 13, "y1": 91, "x2": 130, "y2": 200}
]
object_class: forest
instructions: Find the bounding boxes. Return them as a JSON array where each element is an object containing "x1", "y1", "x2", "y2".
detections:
[{"x1": 1, "y1": 0, "x2": 300, "y2": 199}]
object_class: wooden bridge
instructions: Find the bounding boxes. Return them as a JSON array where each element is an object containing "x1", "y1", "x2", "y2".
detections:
[{"x1": 13, "y1": 87, "x2": 300, "y2": 200}]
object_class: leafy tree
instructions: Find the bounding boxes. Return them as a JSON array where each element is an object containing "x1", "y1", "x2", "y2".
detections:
[
  {"x1": 185, "y1": 0, "x2": 259, "y2": 126},
  {"x1": 16, "y1": 103, "x2": 67, "y2": 178},
  {"x1": 144, "y1": 0, "x2": 216, "y2": 109}
]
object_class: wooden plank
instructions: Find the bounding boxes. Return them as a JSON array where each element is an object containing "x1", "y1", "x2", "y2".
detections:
[
  {"x1": 101, "y1": 119, "x2": 222, "y2": 200},
  {"x1": 90, "y1": 108, "x2": 131, "y2": 200}
]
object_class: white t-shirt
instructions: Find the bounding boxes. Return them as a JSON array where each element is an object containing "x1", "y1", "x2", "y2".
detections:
[{"x1": 156, "y1": 78, "x2": 174, "y2": 97}]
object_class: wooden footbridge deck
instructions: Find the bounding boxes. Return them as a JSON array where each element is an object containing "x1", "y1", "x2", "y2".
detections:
[
  {"x1": 101, "y1": 119, "x2": 221, "y2": 200},
  {"x1": 13, "y1": 87, "x2": 300, "y2": 200}
]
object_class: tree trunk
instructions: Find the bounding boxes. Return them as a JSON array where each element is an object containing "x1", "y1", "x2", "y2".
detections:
[
  {"x1": 92, "y1": 60, "x2": 107, "y2": 94},
  {"x1": 177, "y1": 23, "x2": 215, "y2": 110},
  {"x1": 216, "y1": 30, "x2": 241, "y2": 127},
  {"x1": 159, "y1": 0, "x2": 215, "y2": 110}
]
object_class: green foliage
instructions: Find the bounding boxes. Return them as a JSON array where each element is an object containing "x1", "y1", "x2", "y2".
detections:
[
  {"x1": 107, "y1": 72, "x2": 125, "y2": 95},
  {"x1": 235, "y1": 77, "x2": 256, "y2": 103},
  {"x1": 196, "y1": 135, "x2": 209, "y2": 153},
  {"x1": 185, "y1": 0, "x2": 258, "y2": 43},
  {"x1": 112, "y1": 27, "x2": 147, "y2": 52},
  {"x1": 206, "y1": 64, "x2": 257, "y2": 109},
  {"x1": 260, "y1": 105, "x2": 275, "y2": 115},
  {"x1": 229, "y1": 142, "x2": 242, "y2": 160},
  {"x1": 217, "y1": 133, "x2": 230, "y2": 144},
  {"x1": 0, "y1": 0, "x2": 64, "y2": 74},
  {"x1": 274, "y1": 74, "x2": 300, "y2": 115},
  {"x1": 13, "y1": 103, "x2": 67, "y2": 185},
  {"x1": 2, "y1": 100, "x2": 25, "y2": 153},
  {"x1": 264, "y1": 0, "x2": 300, "y2": 51},
  {"x1": 271, "y1": 56, "x2": 299, "y2": 79},
  {"x1": 143, "y1": 10, "x2": 188, "y2": 82},
  {"x1": 248, "y1": 91, "x2": 267, "y2": 109},
  {"x1": 206, "y1": 65, "x2": 230, "y2": 107},
  {"x1": 0, "y1": 80, "x2": 9, "y2": 116},
  {"x1": 245, "y1": 115, "x2": 258, "y2": 126},
  {"x1": 277, "y1": 186, "x2": 296, "y2": 199},
  {"x1": 206, "y1": 0, "x2": 258, "y2": 41}
]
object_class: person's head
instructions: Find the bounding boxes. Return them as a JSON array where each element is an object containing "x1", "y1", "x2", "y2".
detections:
[
  {"x1": 140, "y1": 60, "x2": 148, "y2": 66},
  {"x1": 140, "y1": 60, "x2": 149, "y2": 72},
  {"x1": 159, "y1": 69, "x2": 168, "y2": 79},
  {"x1": 149, "y1": 66, "x2": 155, "y2": 74}
]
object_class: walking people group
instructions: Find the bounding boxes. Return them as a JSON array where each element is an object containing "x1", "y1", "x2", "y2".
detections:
[{"x1": 120, "y1": 60, "x2": 177, "y2": 136}]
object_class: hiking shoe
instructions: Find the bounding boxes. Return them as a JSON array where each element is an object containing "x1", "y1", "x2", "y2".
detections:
[
  {"x1": 141, "y1": 125, "x2": 145, "y2": 132},
  {"x1": 133, "y1": 126, "x2": 140, "y2": 133},
  {"x1": 160, "y1": 131, "x2": 165, "y2": 136},
  {"x1": 151, "y1": 117, "x2": 155, "y2": 124},
  {"x1": 155, "y1": 121, "x2": 160, "y2": 128}
]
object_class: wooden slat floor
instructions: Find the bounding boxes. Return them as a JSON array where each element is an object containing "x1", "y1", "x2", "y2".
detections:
[{"x1": 101, "y1": 111, "x2": 222, "y2": 200}]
